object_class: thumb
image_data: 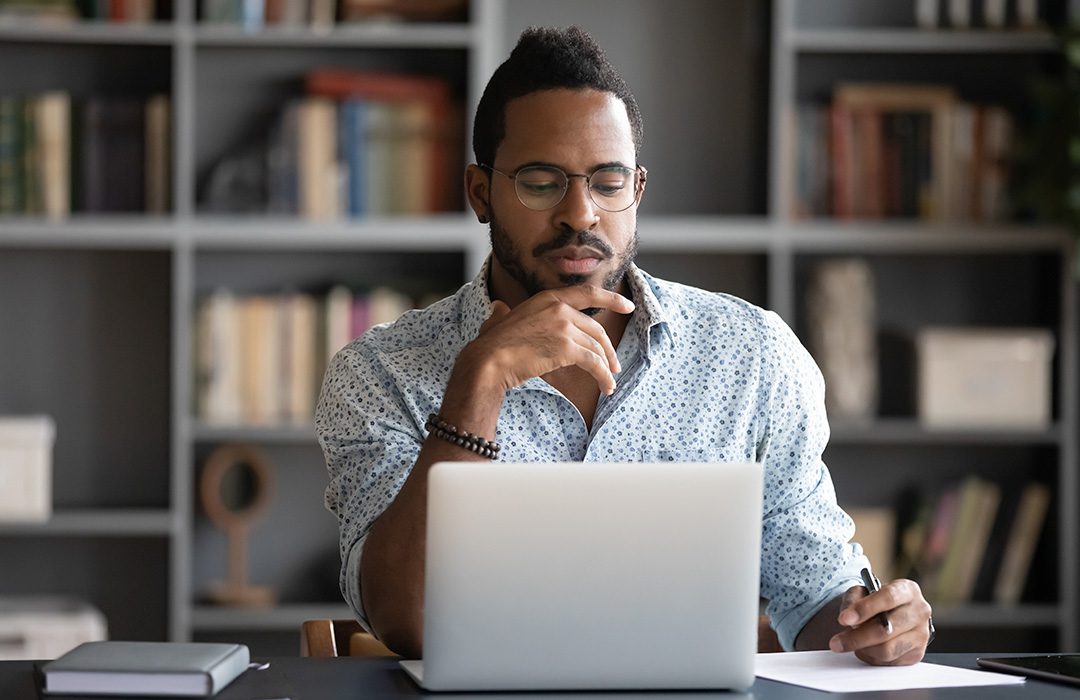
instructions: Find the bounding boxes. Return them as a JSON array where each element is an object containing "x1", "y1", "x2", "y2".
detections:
[{"x1": 479, "y1": 300, "x2": 511, "y2": 333}]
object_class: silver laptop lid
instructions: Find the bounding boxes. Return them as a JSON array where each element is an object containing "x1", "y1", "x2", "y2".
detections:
[{"x1": 418, "y1": 461, "x2": 762, "y2": 691}]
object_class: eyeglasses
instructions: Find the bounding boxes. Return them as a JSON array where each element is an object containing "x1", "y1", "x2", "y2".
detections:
[{"x1": 479, "y1": 163, "x2": 646, "y2": 212}]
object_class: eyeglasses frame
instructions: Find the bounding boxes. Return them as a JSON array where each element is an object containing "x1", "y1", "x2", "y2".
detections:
[{"x1": 478, "y1": 162, "x2": 647, "y2": 212}]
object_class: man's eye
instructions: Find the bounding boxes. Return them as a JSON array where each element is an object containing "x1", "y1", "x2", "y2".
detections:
[
  {"x1": 520, "y1": 181, "x2": 560, "y2": 194},
  {"x1": 592, "y1": 183, "x2": 625, "y2": 196}
]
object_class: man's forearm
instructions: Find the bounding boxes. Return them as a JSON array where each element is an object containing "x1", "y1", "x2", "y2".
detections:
[
  {"x1": 359, "y1": 348, "x2": 506, "y2": 658},
  {"x1": 793, "y1": 593, "x2": 845, "y2": 651}
]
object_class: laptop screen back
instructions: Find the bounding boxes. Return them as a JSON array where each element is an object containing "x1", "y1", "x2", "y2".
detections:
[{"x1": 419, "y1": 461, "x2": 763, "y2": 691}]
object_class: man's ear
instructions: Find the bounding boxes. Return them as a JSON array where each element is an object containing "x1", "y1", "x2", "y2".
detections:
[{"x1": 464, "y1": 164, "x2": 491, "y2": 224}]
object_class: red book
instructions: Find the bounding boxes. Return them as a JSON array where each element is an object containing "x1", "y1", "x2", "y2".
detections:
[{"x1": 829, "y1": 105, "x2": 854, "y2": 219}]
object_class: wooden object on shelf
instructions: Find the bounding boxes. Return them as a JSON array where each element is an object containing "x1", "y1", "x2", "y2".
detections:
[{"x1": 199, "y1": 443, "x2": 276, "y2": 607}]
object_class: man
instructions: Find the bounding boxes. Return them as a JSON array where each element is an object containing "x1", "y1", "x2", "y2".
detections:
[{"x1": 316, "y1": 26, "x2": 933, "y2": 665}]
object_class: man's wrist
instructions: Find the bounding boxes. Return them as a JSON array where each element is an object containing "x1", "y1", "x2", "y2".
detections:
[{"x1": 439, "y1": 343, "x2": 508, "y2": 438}]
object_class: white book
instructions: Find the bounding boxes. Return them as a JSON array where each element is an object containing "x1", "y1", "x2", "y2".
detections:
[
  {"x1": 42, "y1": 641, "x2": 249, "y2": 697},
  {"x1": 982, "y1": 0, "x2": 1006, "y2": 28},
  {"x1": 35, "y1": 91, "x2": 70, "y2": 221},
  {"x1": 915, "y1": 0, "x2": 939, "y2": 28},
  {"x1": 325, "y1": 284, "x2": 353, "y2": 362},
  {"x1": 368, "y1": 286, "x2": 412, "y2": 327},
  {"x1": 947, "y1": 0, "x2": 971, "y2": 27},
  {"x1": 299, "y1": 98, "x2": 338, "y2": 220},
  {"x1": 196, "y1": 289, "x2": 242, "y2": 425}
]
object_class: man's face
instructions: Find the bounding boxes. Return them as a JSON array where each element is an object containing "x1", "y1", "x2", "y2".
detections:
[{"x1": 473, "y1": 88, "x2": 643, "y2": 305}]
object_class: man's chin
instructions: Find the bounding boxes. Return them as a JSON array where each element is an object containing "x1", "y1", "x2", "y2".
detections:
[{"x1": 557, "y1": 273, "x2": 590, "y2": 286}]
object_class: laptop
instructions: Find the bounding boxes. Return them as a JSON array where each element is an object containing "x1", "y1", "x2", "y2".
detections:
[{"x1": 400, "y1": 461, "x2": 763, "y2": 692}]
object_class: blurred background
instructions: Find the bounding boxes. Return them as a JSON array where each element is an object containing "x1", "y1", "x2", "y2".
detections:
[{"x1": 0, "y1": 0, "x2": 1078, "y2": 657}]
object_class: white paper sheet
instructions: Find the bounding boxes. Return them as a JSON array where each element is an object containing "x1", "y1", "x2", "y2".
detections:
[{"x1": 755, "y1": 650, "x2": 1026, "y2": 693}]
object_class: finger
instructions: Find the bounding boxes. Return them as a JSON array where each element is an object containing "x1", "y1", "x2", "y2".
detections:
[
  {"x1": 830, "y1": 612, "x2": 893, "y2": 653},
  {"x1": 540, "y1": 285, "x2": 635, "y2": 315},
  {"x1": 568, "y1": 308, "x2": 621, "y2": 374},
  {"x1": 480, "y1": 300, "x2": 511, "y2": 334},
  {"x1": 832, "y1": 595, "x2": 930, "y2": 654},
  {"x1": 566, "y1": 329, "x2": 618, "y2": 394},
  {"x1": 839, "y1": 580, "x2": 908, "y2": 627},
  {"x1": 852, "y1": 628, "x2": 926, "y2": 666}
]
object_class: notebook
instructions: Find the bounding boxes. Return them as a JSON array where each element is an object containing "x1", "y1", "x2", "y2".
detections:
[
  {"x1": 400, "y1": 461, "x2": 763, "y2": 692},
  {"x1": 41, "y1": 641, "x2": 250, "y2": 697}
]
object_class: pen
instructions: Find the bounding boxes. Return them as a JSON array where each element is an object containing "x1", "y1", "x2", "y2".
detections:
[{"x1": 860, "y1": 567, "x2": 893, "y2": 635}]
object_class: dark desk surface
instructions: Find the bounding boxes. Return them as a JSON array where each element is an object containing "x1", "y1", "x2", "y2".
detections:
[{"x1": 4, "y1": 654, "x2": 1079, "y2": 700}]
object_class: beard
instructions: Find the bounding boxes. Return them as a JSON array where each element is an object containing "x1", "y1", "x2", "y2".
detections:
[{"x1": 488, "y1": 211, "x2": 639, "y2": 314}]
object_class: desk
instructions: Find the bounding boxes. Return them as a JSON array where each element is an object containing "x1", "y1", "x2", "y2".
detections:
[{"x1": 2, "y1": 654, "x2": 1077, "y2": 699}]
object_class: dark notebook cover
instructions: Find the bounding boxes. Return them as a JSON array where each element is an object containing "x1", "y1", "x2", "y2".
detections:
[{"x1": 35, "y1": 664, "x2": 293, "y2": 700}]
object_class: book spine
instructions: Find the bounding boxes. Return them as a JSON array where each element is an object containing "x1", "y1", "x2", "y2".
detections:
[
  {"x1": 145, "y1": 94, "x2": 171, "y2": 214},
  {"x1": 0, "y1": 97, "x2": 24, "y2": 214},
  {"x1": 206, "y1": 644, "x2": 251, "y2": 694}
]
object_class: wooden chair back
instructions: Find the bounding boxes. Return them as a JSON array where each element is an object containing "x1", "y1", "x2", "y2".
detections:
[
  {"x1": 300, "y1": 619, "x2": 397, "y2": 657},
  {"x1": 301, "y1": 616, "x2": 782, "y2": 657}
]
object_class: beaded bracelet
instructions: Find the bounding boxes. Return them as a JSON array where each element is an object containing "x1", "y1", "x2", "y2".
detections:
[{"x1": 425, "y1": 413, "x2": 501, "y2": 460}]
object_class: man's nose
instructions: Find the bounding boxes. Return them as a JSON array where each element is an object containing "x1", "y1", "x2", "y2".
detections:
[{"x1": 553, "y1": 175, "x2": 599, "y2": 230}]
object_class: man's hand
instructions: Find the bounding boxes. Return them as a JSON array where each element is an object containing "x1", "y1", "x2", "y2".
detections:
[
  {"x1": 462, "y1": 285, "x2": 635, "y2": 396},
  {"x1": 829, "y1": 578, "x2": 933, "y2": 666}
]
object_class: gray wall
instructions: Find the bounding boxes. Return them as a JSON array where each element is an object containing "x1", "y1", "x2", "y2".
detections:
[{"x1": 501, "y1": 0, "x2": 770, "y2": 216}]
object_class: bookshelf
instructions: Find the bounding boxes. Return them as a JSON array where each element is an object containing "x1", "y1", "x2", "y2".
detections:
[{"x1": 0, "y1": 0, "x2": 1075, "y2": 655}]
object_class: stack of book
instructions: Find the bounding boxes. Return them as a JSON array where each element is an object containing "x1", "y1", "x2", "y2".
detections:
[
  {"x1": 257, "y1": 69, "x2": 461, "y2": 219},
  {"x1": 891, "y1": 477, "x2": 1051, "y2": 606},
  {"x1": 0, "y1": 0, "x2": 173, "y2": 21},
  {"x1": 792, "y1": 83, "x2": 1013, "y2": 222},
  {"x1": 200, "y1": 0, "x2": 466, "y2": 30},
  {"x1": 195, "y1": 285, "x2": 423, "y2": 426},
  {"x1": 0, "y1": 92, "x2": 170, "y2": 217}
]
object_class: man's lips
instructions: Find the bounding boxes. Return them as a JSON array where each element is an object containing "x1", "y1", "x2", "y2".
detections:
[{"x1": 545, "y1": 246, "x2": 606, "y2": 275}]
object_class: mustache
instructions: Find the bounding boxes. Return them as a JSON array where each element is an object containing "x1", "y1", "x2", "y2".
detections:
[{"x1": 532, "y1": 229, "x2": 614, "y2": 258}]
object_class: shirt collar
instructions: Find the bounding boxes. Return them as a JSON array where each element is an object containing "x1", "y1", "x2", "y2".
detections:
[{"x1": 458, "y1": 257, "x2": 674, "y2": 357}]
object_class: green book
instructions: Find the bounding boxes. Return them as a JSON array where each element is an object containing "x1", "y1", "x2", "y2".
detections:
[
  {"x1": 0, "y1": 97, "x2": 23, "y2": 214},
  {"x1": 22, "y1": 98, "x2": 41, "y2": 215}
]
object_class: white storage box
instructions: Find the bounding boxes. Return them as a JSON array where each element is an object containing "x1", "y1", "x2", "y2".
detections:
[
  {"x1": 0, "y1": 598, "x2": 107, "y2": 660},
  {"x1": 917, "y1": 328, "x2": 1055, "y2": 429},
  {"x1": 0, "y1": 416, "x2": 55, "y2": 522}
]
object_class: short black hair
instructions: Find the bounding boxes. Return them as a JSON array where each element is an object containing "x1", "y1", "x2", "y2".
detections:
[{"x1": 472, "y1": 26, "x2": 644, "y2": 168}]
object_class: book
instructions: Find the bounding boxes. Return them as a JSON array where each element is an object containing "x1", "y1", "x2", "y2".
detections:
[
  {"x1": 833, "y1": 83, "x2": 957, "y2": 222},
  {"x1": 0, "y1": 97, "x2": 24, "y2": 214},
  {"x1": 324, "y1": 284, "x2": 354, "y2": 362},
  {"x1": 81, "y1": 97, "x2": 145, "y2": 212},
  {"x1": 946, "y1": 478, "x2": 1001, "y2": 603},
  {"x1": 34, "y1": 91, "x2": 70, "y2": 220},
  {"x1": 971, "y1": 479, "x2": 1027, "y2": 601},
  {"x1": 145, "y1": 94, "x2": 171, "y2": 214},
  {"x1": 42, "y1": 641, "x2": 249, "y2": 697},
  {"x1": 282, "y1": 292, "x2": 318, "y2": 423},
  {"x1": 993, "y1": 481, "x2": 1051, "y2": 605},
  {"x1": 298, "y1": 97, "x2": 338, "y2": 220},
  {"x1": 195, "y1": 289, "x2": 243, "y2": 425},
  {"x1": 305, "y1": 68, "x2": 460, "y2": 212}
]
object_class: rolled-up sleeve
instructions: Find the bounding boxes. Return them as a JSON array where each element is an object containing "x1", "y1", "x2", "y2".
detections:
[
  {"x1": 754, "y1": 310, "x2": 869, "y2": 651},
  {"x1": 314, "y1": 343, "x2": 424, "y2": 629}
]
